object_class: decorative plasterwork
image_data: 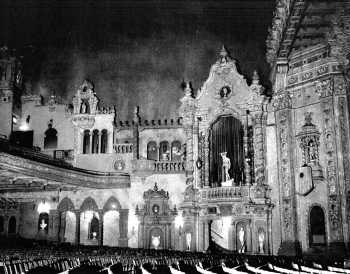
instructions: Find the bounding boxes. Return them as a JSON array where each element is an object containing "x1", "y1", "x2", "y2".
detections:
[
  {"x1": 326, "y1": 6, "x2": 350, "y2": 68},
  {"x1": 287, "y1": 63, "x2": 342, "y2": 89},
  {"x1": 296, "y1": 112, "x2": 321, "y2": 166},
  {"x1": 266, "y1": 0, "x2": 307, "y2": 66},
  {"x1": 320, "y1": 98, "x2": 343, "y2": 241}
]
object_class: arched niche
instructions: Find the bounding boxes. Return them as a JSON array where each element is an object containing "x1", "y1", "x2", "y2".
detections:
[
  {"x1": 44, "y1": 125, "x2": 58, "y2": 149},
  {"x1": 38, "y1": 212, "x2": 49, "y2": 233},
  {"x1": 159, "y1": 141, "x2": 170, "y2": 161},
  {"x1": 88, "y1": 215, "x2": 100, "y2": 240},
  {"x1": 209, "y1": 115, "x2": 244, "y2": 186},
  {"x1": 147, "y1": 141, "x2": 158, "y2": 160},
  {"x1": 80, "y1": 197, "x2": 99, "y2": 212},
  {"x1": 57, "y1": 197, "x2": 75, "y2": 212}
]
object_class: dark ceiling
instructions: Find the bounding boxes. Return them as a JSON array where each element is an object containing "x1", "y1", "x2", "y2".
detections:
[{"x1": 0, "y1": 0, "x2": 275, "y2": 120}]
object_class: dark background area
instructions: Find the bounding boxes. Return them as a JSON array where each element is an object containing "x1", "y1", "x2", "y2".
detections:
[{"x1": 0, "y1": 0, "x2": 275, "y2": 120}]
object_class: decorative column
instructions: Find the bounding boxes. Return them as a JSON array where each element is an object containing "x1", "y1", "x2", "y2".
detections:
[
  {"x1": 98, "y1": 131, "x2": 101, "y2": 154},
  {"x1": 243, "y1": 111, "x2": 251, "y2": 185},
  {"x1": 89, "y1": 130, "x2": 92, "y2": 154},
  {"x1": 118, "y1": 209, "x2": 129, "y2": 247},
  {"x1": 98, "y1": 210, "x2": 104, "y2": 246},
  {"x1": 252, "y1": 111, "x2": 266, "y2": 185},
  {"x1": 75, "y1": 210, "x2": 80, "y2": 246},
  {"x1": 203, "y1": 134, "x2": 210, "y2": 187},
  {"x1": 179, "y1": 82, "x2": 196, "y2": 185},
  {"x1": 132, "y1": 106, "x2": 140, "y2": 160},
  {"x1": 273, "y1": 59, "x2": 299, "y2": 256}
]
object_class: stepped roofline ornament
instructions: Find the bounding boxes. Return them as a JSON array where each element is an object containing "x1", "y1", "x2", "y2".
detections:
[
  {"x1": 143, "y1": 182, "x2": 169, "y2": 200},
  {"x1": 72, "y1": 79, "x2": 99, "y2": 115},
  {"x1": 184, "y1": 82, "x2": 193, "y2": 98}
]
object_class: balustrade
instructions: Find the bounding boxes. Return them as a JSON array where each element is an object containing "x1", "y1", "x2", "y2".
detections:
[
  {"x1": 132, "y1": 159, "x2": 185, "y2": 174},
  {"x1": 114, "y1": 143, "x2": 133, "y2": 154},
  {"x1": 200, "y1": 186, "x2": 249, "y2": 201},
  {"x1": 154, "y1": 161, "x2": 185, "y2": 173}
]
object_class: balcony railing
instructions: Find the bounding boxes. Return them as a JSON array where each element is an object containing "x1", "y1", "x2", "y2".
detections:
[
  {"x1": 200, "y1": 186, "x2": 249, "y2": 201},
  {"x1": 114, "y1": 143, "x2": 133, "y2": 154},
  {"x1": 132, "y1": 159, "x2": 185, "y2": 174}
]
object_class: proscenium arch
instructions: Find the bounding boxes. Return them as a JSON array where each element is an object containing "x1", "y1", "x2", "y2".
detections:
[
  {"x1": 80, "y1": 197, "x2": 99, "y2": 212},
  {"x1": 103, "y1": 196, "x2": 122, "y2": 212},
  {"x1": 57, "y1": 197, "x2": 75, "y2": 212}
]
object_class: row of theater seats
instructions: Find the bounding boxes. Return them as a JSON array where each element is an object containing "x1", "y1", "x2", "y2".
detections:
[{"x1": 0, "y1": 241, "x2": 348, "y2": 274}]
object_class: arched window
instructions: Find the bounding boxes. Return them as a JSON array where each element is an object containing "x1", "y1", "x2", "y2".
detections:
[
  {"x1": 8, "y1": 216, "x2": 16, "y2": 234},
  {"x1": 89, "y1": 215, "x2": 99, "y2": 240},
  {"x1": 100, "y1": 129, "x2": 108, "y2": 153},
  {"x1": 0, "y1": 216, "x2": 4, "y2": 233},
  {"x1": 159, "y1": 141, "x2": 170, "y2": 161},
  {"x1": 44, "y1": 124, "x2": 58, "y2": 149},
  {"x1": 147, "y1": 141, "x2": 158, "y2": 160},
  {"x1": 92, "y1": 130, "x2": 99, "y2": 154},
  {"x1": 171, "y1": 141, "x2": 182, "y2": 161},
  {"x1": 38, "y1": 213, "x2": 49, "y2": 233},
  {"x1": 309, "y1": 206, "x2": 326, "y2": 246},
  {"x1": 83, "y1": 130, "x2": 90, "y2": 154}
]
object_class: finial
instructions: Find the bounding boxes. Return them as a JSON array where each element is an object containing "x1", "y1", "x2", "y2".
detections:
[
  {"x1": 184, "y1": 82, "x2": 193, "y2": 97},
  {"x1": 154, "y1": 182, "x2": 158, "y2": 191},
  {"x1": 133, "y1": 106, "x2": 140, "y2": 122},
  {"x1": 252, "y1": 70, "x2": 260, "y2": 85},
  {"x1": 219, "y1": 45, "x2": 231, "y2": 63}
]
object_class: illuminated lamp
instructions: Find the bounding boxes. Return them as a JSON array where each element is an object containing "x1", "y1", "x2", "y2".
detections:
[{"x1": 37, "y1": 201, "x2": 51, "y2": 213}]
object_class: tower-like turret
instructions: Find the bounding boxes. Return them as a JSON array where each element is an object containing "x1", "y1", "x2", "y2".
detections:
[{"x1": 0, "y1": 46, "x2": 22, "y2": 138}]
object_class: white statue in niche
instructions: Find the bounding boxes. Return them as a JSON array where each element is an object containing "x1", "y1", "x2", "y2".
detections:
[
  {"x1": 258, "y1": 230, "x2": 265, "y2": 254},
  {"x1": 186, "y1": 232, "x2": 191, "y2": 251},
  {"x1": 81, "y1": 102, "x2": 87, "y2": 114},
  {"x1": 152, "y1": 235, "x2": 160, "y2": 249},
  {"x1": 238, "y1": 226, "x2": 245, "y2": 253},
  {"x1": 221, "y1": 152, "x2": 231, "y2": 182},
  {"x1": 39, "y1": 219, "x2": 47, "y2": 230}
]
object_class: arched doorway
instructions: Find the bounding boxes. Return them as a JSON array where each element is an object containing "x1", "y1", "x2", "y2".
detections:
[
  {"x1": 103, "y1": 211, "x2": 120, "y2": 246},
  {"x1": 309, "y1": 206, "x2": 326, "y2": 246},
  {"x1": 8, "y1": 216, "x2": 16, "y2": 234},
  {"x1": 209, "y1": 115, "x2": 244, "y2": 186},
  {"x1": 80, "y1": 197, "x2": 100, "y2": 245},
  {"x1": 149, "y1": 227, "x2": 163, "y2": 249},
  {"x1": 57, "y1": 197, "x2": 76, "y2": 244}
]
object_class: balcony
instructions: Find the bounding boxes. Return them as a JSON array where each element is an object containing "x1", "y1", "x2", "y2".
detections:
[{"x1": 131, "y1": 159, "x2": 185, "y2": 176}]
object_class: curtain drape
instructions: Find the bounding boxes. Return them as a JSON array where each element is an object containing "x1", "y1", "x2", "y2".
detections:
[{"x1": 209, "y1": 115, "x2": 243, "y2": 186}]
